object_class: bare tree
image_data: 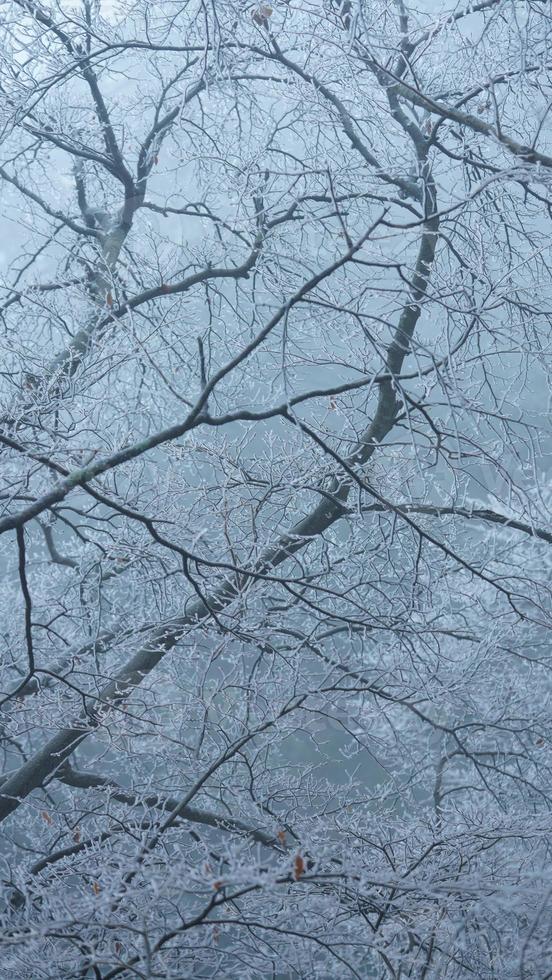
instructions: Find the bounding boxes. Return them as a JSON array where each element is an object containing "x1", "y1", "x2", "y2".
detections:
[{"x1": 1, "y1": 0, "x2": 552, "y2": 976}]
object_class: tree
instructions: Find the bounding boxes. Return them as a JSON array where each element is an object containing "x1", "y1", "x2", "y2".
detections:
[{"x1": 1, "y1": 0, "x2": 552, "y2": 976}]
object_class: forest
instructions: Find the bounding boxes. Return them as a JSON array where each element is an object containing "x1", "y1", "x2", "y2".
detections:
[{"x1": 1, "y1": 0, "x2": 552, "y2": 977}]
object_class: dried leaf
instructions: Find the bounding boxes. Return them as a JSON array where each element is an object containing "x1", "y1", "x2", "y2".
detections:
[
  {"x1": 92, "y1": 881, "x2": 101, "y2": 895},
  {"x1": 41, "y1": 810, "x2": 53, "y2": 825},
  {"x1": 277, "y1": 829, "x2": 287, "y2": 846},
  {"x1": 293, "y1": 854, "x2": 305, "y2": 881},
  {"x1": 106, "y1": 291, "x2": 113, "y2": 307}
]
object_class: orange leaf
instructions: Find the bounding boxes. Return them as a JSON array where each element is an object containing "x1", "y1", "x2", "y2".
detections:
[
  {"x1": 293, "y1": 854, "x2": 305, "y2": 881},
  {"x1": 41, "y1": 810, "x2": 53, "y2": 825},
  {"x1": 212, "y1": 879, "x2": 223, "y2": 891},
  {"x1": 92, "y1": 881, "x2": 101, "y2": 895},
  {"x1": 106, "y1": 291, "x2": 113, "y2": 307},
  {"x1": 277, "y1": 829, "x2": 286, "y2": 846}
]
